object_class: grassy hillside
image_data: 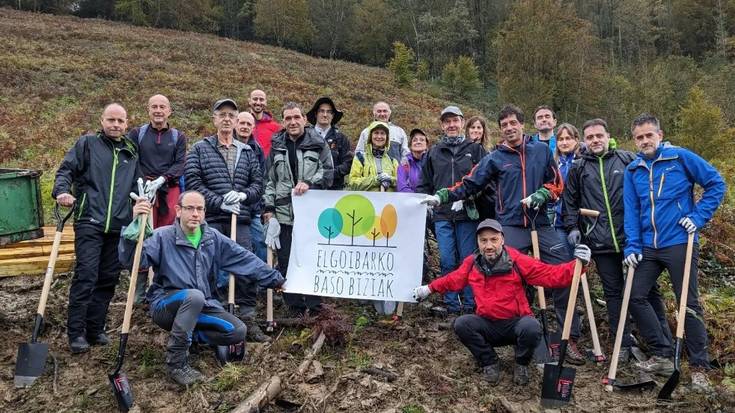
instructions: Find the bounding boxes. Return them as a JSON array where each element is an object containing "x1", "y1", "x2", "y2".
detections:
[{"x1": 0, "y1": 7, "x2": 478, "y2": 173}]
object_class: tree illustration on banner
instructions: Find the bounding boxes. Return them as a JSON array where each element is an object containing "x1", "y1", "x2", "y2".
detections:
[
  {"x1": 334, "y1": 194, "x2": 375, "y2": 245},
  {"x1": 317, "y1": 208, "x2": 343, "y2": 244},
  {"x1": 380, "y1": 204, "x2": 398, "y2": 246},
  {"x1": 367, "y1": 216, "x2": 383, "y2": 246}
]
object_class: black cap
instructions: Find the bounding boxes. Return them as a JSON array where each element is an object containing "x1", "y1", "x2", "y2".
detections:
[
  {"x1": 307, "y1": 97, "x2": 344, "y2": 126},
  {"x1": 409, "y1": 128, "x2": 426, "y2": 139},
  {"x1": 213, "y1": 98, "x2": 238, "y2": 112},
  {"x1": 476, "y1": 219, "x2": 503, "y2": 235}
]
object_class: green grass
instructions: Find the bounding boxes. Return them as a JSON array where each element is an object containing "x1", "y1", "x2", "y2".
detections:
[{"x1": 210, "y1": 363, "x2": 251, "y2": 392}]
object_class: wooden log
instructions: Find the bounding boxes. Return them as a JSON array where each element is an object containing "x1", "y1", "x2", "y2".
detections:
[
  {"x1": 0, "y1": 243, "x2": 75, "y2": 260},
  {"x1": 230, "y1": 375, "x2": 282, "y2": 413},
  {"x1": 0, "y1": 253, "x2": 75, "y2": 277},
  {"x1": 296, "y1": 331, "x2": 326, "y2": 377}
]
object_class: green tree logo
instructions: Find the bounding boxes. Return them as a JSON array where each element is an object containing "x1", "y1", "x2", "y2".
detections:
[{"x1": 316, "y1": 194, "x2": 399, "y2": 247}]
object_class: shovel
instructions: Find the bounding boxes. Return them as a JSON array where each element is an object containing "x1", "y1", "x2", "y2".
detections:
[
  {"x1": 266, "y1": 247, "x2": 276, "y2": 333},
  {"x1": 658, "y1": 232, "x2": 695, "y2": 401},
  {"x1": 541, "y1": 258, "x2": 583, "y2": 408},
  {"x1": 216, "y1": 214, "x2": 246, "y2": 365},
  {"x1": 109, "y1": 212, "x2": 147, "y2": 412},
  {"x1": 14, "y1": 204, "x2": 75, "y2": 388},
  {"x1": 603, "y1": 265, "x2": 656, "y2": 391},
  {"x1": 577, "y1": 208, "x2": 605, "y2": 363},
  {"x1": 529, "y1": 219, "x2": 553, "y2": 364}
]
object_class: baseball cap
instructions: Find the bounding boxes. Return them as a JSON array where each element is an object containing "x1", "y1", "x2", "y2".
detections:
[
  {"x1": 213, "y1": 98, "x2": 238, "y2": 112},
  {"x1": 476, "y1": 219, "x2": 503, "y2": 235},
  {"x1": 440, "y1": 105, "x2": 463, "y2": 119}
]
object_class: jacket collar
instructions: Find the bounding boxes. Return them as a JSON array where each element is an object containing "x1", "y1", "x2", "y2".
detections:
[
  {"x1": 271, "y1": 126, "x2": 326, "y2": 152},
  {"x1": 629, "y1": 142, "x2": 679, "y2": 170},
  {"x1": 474, "y1": 247, "x2": 513, "y2": 276},
  {"x1": 173, "y1": 220, "x2": 213, "y2": 248}
]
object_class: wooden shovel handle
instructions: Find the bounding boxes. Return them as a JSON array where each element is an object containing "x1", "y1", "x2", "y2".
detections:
[
  {"x1": 229, "y1": 214, "x2": 237, "y2": 305},
  {"x1": 606, "y1": 265, "x2": 636, "y2": 389},
  {"x1": 531, "y1": 230, "x2": 547, "y2": 309},
  {"x1": 579, "y1": 208, "x2": 600, "y2": 218},
  {"x1": 675, "y1": 233, "x2": 695, "y2": 339},
  {"x1": 36, "y1": 230, "x2": 63, "y2": 317},
  {"x1": 266, "y1": 247, "x2": 274, "y2": 329},
  {"x1": 121, "y1": 213, "x2": 148, "y2": 334},
  {"x1": 561, "y1": 259, "x2": 583, "y2": 341},
  {"x1": 580, "y1": 273, "x2": 603, "y2": 358},
  {"x1": 147, "y1": 212, "x2": 155, "y2": 285}
]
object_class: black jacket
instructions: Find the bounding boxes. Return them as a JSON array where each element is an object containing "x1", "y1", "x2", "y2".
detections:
[
  {"x1": 238, "y1": 135, "x2": 267, "y2": 215},
  {"x1": 324, "y1": 127, "x2": 353, "y2": 190},
  {"x1": 52, "y1": 132, "x2": 140, "y2": 233},
  {"x1": 563, "y1": 148, "x2": 635, "y2": 253},
  {"x1": 417, "y1": 138, "x2": 486, "y2": 221},
  {"x1": 184, "y1": 136, "x2": 263, "y2": 225}
]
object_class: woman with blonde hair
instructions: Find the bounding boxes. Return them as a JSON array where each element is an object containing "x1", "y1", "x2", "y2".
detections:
[{"x1": 551, "y1": 123, "x2": 581, "y2": 229}]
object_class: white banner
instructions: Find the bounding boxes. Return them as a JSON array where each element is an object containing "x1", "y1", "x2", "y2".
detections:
[{"x1": 282, "y1": 190, "x2": 426, "y2": 303}]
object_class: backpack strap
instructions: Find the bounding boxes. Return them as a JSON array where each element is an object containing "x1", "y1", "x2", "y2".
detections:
[
  {"x1": 356, "y1": 151, "x2": 365, "y2": 165},
  {"x1": 137, "y1": 124, "x2": 179, "y2": 145}
]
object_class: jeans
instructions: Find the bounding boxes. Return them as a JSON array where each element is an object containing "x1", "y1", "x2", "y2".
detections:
[
  {"x1": 454, "y1": 315, "x2": 541, "y2": 366},
  {"x1": 629, "y1": 243, "x2": 709, "y2": 368},
  {"x1": 250, "y1": 214, "x2": 267, "y2": 262},
  {"x1": 503, "y1": 225, "x2": 580, "y2": 340},
  {"x1": 434, "y1": 220, "x2": 478, "y2": 313}
]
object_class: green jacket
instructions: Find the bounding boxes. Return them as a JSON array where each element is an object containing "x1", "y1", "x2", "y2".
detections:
[
  {"x1": 264, "y1": 127, "x2": 334, "y2": 225},
  {"x1": 348, "y1": 144, "x2": 399, "y2": 192}
]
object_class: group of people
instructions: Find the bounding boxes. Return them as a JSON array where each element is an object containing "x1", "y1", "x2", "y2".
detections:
[{"x1": 52, "y1": 91, "x2": 725, "y2": 392}]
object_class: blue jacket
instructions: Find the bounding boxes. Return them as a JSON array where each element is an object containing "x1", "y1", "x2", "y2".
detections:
[
  {"x1": 119, "y1": 220, "x2": 284, "y2": 312},
  {"x1": 532, "y1": 133, "x2": 556, "y2": 155},
  {"x1": 446, "y1": 136, "x2": 564, "y2": 227},
  {"x1": 552, "y1": 151, "x2": 577, "y2": 228},
  {"x1": 623, "y1": 143, "x2": 725, "y2": 255}
]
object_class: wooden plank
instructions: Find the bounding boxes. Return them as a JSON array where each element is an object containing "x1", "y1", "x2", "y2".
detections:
[
  {"x1": 0, "y1": 243, "x2": 75, "y2": 260},
  {"x1": 0, "y1": 253, "x2": 75, "y2": 277}
]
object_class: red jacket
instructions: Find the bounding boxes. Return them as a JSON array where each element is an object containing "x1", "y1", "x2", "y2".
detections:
[
  {"x1": 252, "y1": 111, "x2": 281, "y2": 156},
  {"x1": 429, "y1": 247, "x2": 579, "y2": 321}
]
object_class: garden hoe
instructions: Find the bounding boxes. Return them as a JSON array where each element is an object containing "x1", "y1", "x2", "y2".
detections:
[
  {"x1": 603, "y1": 265, "x2": 656, "y2": 392},
  {"x1": 14, "y1": 204, "x2": 74, "y2": 388},
  {"x1": 658, "y1": 232, "x2": 696, "y2": 401},
  {"x1": 215, "y1": 214, "x2": 246, "y2": 365},
  {"x1": 109, "y1": 211, "x2": 147, "y2": 412},
  {"x1": 541, "y1": 258, "x2": 583, "y2": 408}
]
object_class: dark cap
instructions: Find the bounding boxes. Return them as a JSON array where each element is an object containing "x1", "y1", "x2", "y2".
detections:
[
  {"x1": 440, "y1": 105, "x2": 463, "y2": 119},
  {"x1": 213, "y1": 98, "x2": 238, "y2": 112},
  {"x1": 409, "y1": 128, "x2": 426, "y2": 139},
  {"x1": 476, "y1": 219, "x2": 503, "y2": 235}
]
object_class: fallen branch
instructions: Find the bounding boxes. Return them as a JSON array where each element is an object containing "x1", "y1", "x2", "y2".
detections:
[
  {"x1": 230, "y1": 375, "x2": 282, "y2": 413},
  {"x1": 296, "y1": 331, "x2": 326, "y2": 377},
  {"x1": 360, "y1": 367, "x2": 398, "y2": 382}
]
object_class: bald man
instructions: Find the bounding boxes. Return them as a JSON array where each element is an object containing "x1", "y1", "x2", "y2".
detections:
[
  {"x1": 355, "y1": 101, "x2": 409, "y2": 161},
  {"x1": 53, "y1": 103, "x2": 142, "y2": 353},
  {"x1": 248, "y1": 89, "x2": 281, "y2": 156}
]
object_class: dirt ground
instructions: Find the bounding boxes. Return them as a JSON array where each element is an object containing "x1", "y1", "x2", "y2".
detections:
[{"x1": 1, "y1": 271, "x2": 733, "y2": 413}]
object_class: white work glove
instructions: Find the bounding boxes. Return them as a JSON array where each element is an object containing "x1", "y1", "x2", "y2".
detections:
[
  {"x1": 144, "y1": 176, "x2": 166, "y2": 196},
  {"x1": 623, "y1": 253, "x2": 642, "y2": 269},
  {"x1": 567, "y1": 229, "x2": 582, "y2": 246},
  {"x1": 265, "y1": 217, "x2": 281, "y2": 250},
  {"x1": 678, "y1": 217, "x2": 697, "y2": 234},
  {"x1": 221, "y1": 202, "x2": 240, "y2": 215},
  {"x1": 451, "y1": 200, "x2": 464, "y2": 212},
  {"x1": 573, "y1": 244, "x2": 591, "y2": 265},
  {"x1": 413, "y1": 285, "x2": 432, "y2": 301},
  {"x1": 223, "y1": 190, "x2": 247, "y2": 205},
  {"x1": 420, "y1": 195, "x2": 441, "y2": 207},
  {"x1": 137, "y1": 177, "x2": 145, "y2": 199},
  {"x1": 130, "y1": 192, "x2": 142, "y2": 202}
]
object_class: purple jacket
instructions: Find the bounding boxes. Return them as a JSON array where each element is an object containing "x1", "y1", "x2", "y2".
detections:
[{"x1": 397, "y1": 152, "x2": 426, "y2": 192}]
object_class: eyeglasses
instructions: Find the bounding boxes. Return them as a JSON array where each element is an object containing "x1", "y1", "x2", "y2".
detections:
[
  {"x1": 318, "y1": 109, "x2": 334, "y2": 115},
  {"x1": 214, "y1": 112, "x2": 237, "y2": 119},
  {"x1": 180, "y1": 205, "x2": 205, "y2": 213}
]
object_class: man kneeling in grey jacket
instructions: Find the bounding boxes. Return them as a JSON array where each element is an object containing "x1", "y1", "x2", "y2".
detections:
[{"x1": 119, "y1": 190, "x2": 284, "y2": 386}]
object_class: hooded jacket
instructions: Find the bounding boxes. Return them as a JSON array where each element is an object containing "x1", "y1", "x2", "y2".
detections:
[
  {"x1": 418, "y1": 137, "x2": 486, "y2": 221},
  {"x1": 184, "y1": 136, "x2": 263, "y2": 225},
  {"x1": 264, "y1": 127, "x2": 334, "y2": 225},
  {"x1": 397, "y1": 152, "x2": 426, "y2": 193},
  {"x1": 429, "y1": 246, "x2": 579, "y2": 321},
  {"x1": 563, "y1": 148, "x2": 634, "y2": 253},
  {"x1": 252, "y1": 111, "x2": 281, "y2": 156},
  {"x1": 445, "y1": 137, "x2": 563, "y2": 227},
  {"x1": 118, "y1": 221, "x2": 283, "y2": 312},
  {"x1": 624, "y1": 143, "x2": 725, "y2": 255},
  {"x1": 356, "y1": 122, "x2": 409, "y2": 161},
  {"x1": 52, "y1": 132, "x2": 140, "y2": 233}
]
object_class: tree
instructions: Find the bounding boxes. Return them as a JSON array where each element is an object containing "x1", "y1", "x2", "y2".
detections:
[
  {"x1": 442, "y1": 55, "x2": 481, "y2": 98},
  {"x1": 318, "y1": 208, "x2": 344, "y2": 244},
  {"x1": 379, "y1": 204, "x2": 397, "y2": 246},
  {"x1": 675, "y1": 86, "x2": 730, "y2": 161},
  {"x1": 387, "y1": 41, "x2": 416, "y2": 86},
  {"x1": 348, "y1": 0, "x2": 393, "y2": 65},
  {"x1": 416, "y1": 0, "x2": 478, "y2": 77},
  {"x1": 335, "y1": 194, "x2": 375, "y2": 245},
  {"x1": 309, "y1": 0, "x2": 356, "y2": 58},
  {"x1": 254, "y1": 0, "x2": 313, "y2": 49}
]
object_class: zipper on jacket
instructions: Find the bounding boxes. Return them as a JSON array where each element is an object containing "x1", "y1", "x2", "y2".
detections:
[
  {"x1": 598, "y1": 157, "x2": 620, "y2": 253},
  {"x1": 657, "y1": 174, "x2": 665, "y2": 198},
  {"x1": 105, "y1": 148, "x2": 120, "y2": 233},
  {"x1": 648, "y1": 165, "x2": 658, "y2": 248},
  {"x1": 76, "y1": 193, "x2": 87, "y2": 220}
]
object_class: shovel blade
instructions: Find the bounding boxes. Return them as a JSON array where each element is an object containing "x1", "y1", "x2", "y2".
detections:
[
  {"x1": 14, "y1": 342, "x2": 49, "y2": 388},
  {"x1": 657, "y1": 369, "x2": 680, "y2": 400},
  {"x1": 541, "y1": 363, "x2": 576, "y2": 408},
  {"x1": 108, "y1": 371, "x2": 134, "y2": 412},
  {"x1": 532, "y1": 336, "x2": 554, "y2": 364},
  {"x1": 215, "y1": 341, "x2": 246, "y2": 366}
]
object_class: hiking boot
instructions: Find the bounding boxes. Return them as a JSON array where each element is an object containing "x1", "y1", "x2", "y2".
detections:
[
  {"x1": 246, "y1": 323, "x2": 271, "y2": 343},
  {"x1": 617, "y1": 347, "x2": 631, "y2": 364},
  {"x1": 513, "y1": 363, "x2": 529, "y2": 386},
  {"x1": 691, "y1": 371, "x2": 713, "y2": 393},
  {"x1": 87, "y1": 332, "x2": 110, "y2": 346},
  {"x1": 481, "y1": 363, "x2": 501, "y2": 385},
  {"x1": 168, "y1": 364, "x2": 204, "y2": 387},
  {"x1": 565, "y1": 340, "x2": 586, "y2": 365},
  {"x1": 69, "y1": 336, "x2": 90, "y2": 354},
  {"x1": 634, "y1": 355, "x2": 674, "y2": 376}
]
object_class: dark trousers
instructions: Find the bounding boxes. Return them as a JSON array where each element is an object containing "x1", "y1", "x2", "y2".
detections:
[
  {"x1": 209, "y1": 220, "x2": 257, "y2": 309},
  {"x1": 67, "y1": 225, "x2": 122, "y2": 339},
  {"x1": 152, "y1": 289, "x2": 245, "y2": 367},
  {"x1": 454, "y1": 314, "x2": 541, "y2": 366},
  {"x1": 503, "y1": 225, "x2": 580, "y2": 339},
  {"x1": 629, "y1": 243, "x2": 710, "y2": 368},
  {"x1": 592, "y1": 252, "x2": 671, "y2": 349},
  {"x1": 278, "y1": 224, "x2": 322, "y2": 313}
]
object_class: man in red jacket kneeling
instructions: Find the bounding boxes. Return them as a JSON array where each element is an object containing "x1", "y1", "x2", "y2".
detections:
[{"x1": 413, "y1": 219, "x2": 590, "y2": 386}]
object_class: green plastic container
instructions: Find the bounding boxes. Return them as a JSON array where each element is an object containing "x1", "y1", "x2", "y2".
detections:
[{"x1": 0, "y1": 168, "x2": 45, "y2": 246}]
